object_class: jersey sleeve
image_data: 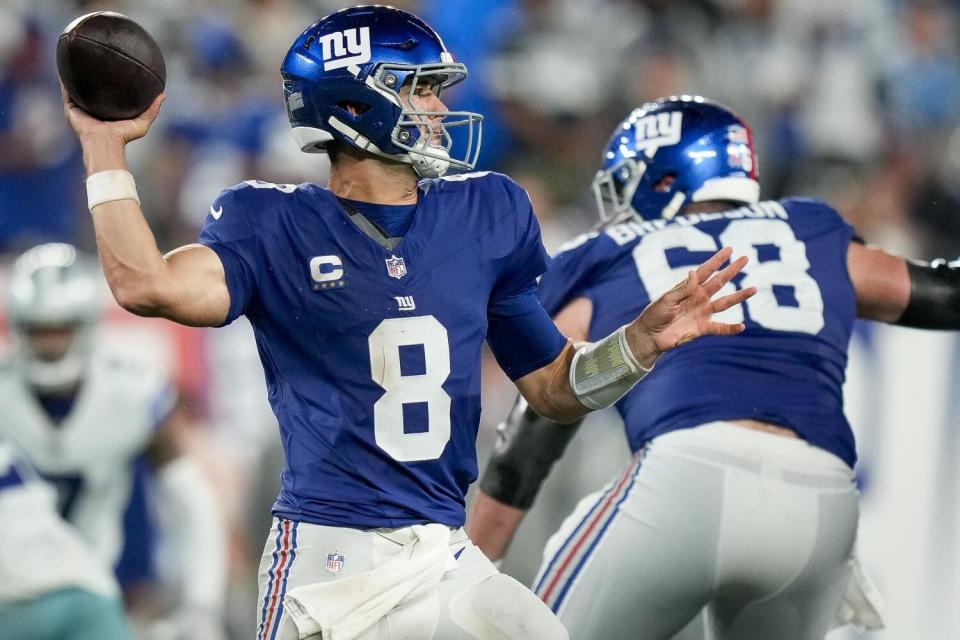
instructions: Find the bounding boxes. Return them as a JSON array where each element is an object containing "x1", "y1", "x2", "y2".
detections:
[
  {"x1": 486, "y1": 285, "x2": 567, "y2": 380},
  {"x1": 148, "y1": 380, "x2": 177, "y2": 431},
  {"x1": 197, "y1": 186, "x2": 259, "y2": 325},
  {"x1": 488, "y1": 177, "x2": 553, "y2": 303},
  {"x1": 486, "y1": 176, "x2": 567, "y2": 379},
  {"x1": 127, "y1": 352, "x2": 177, "y2": 438}
]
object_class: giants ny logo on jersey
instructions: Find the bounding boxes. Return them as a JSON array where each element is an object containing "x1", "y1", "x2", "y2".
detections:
[
  {"x1": 319, "y1": 27, "x2": 371, "y2": 71},
  {"x1": 395, "y1": 296, "x2": 416, "y2": 312},
  {"x1": 634, "y1": 112, "x2": 683, "y2": 157},
  {"x1": 309, "y1": 255, "x2": 346, "y2": 290}
]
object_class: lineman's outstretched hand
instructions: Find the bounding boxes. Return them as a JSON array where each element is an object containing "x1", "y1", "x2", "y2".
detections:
[{"x1": 628, "y1": 247, "x2": 755, "y2": 368}]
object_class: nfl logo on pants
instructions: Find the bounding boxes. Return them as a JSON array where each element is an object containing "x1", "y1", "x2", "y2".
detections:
[{"x1": 325, "y1": 551, "x2": 345, "y2": 575}]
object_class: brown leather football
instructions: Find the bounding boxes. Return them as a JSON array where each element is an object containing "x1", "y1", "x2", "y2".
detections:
[{"x1": 56, "y1": 12, "x2": 165, "y2": 121}]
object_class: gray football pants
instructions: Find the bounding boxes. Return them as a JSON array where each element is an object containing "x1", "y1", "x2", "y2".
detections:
[{"x1": 533, "y1": 422, "x2": 859, "y2": 640}]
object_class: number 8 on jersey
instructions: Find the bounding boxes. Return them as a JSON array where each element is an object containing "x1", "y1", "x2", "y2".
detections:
[{"x1": 368, "y1": 316, "x2": 452, "y2": 462}]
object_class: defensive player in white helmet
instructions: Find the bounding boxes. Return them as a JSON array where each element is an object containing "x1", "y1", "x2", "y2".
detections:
[
  {"x1": 0, "y1": 243, "x2": 227, "y2": 639},
  {"x1": 0, "y1": 434, "x2": 132, "y2": 639}
]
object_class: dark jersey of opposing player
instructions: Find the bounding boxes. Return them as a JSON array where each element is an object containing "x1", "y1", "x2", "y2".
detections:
[
  {"x1": 199, "y1": 173, "x2": 565, "y2": 529},
  {"x1": 539, "y1": 199, "x2": 859, "y2": 467}
]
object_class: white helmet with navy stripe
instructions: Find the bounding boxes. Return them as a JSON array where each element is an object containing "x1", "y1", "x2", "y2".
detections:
[
  {"x1": 6, "y1": 243, "x2": 104, "y2": 393},
  {"x1": 280, "y1": 5, "x2": 483, "y2": 178}
]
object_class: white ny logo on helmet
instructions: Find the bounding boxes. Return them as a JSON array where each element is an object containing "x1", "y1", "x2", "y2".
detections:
[
  {"x1": 319, "y1": 27, "x2": 372, "y2": 71},
  {"x1": 633, "y1": 112, "x2": 683, "y2": 158}
]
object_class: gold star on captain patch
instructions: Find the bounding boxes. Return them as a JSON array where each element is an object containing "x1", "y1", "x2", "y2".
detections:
[{"x1": 313, "y1": 280, "x2": 345, "y2": 291}]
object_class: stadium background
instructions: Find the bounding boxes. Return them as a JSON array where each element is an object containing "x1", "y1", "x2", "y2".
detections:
[{"x1": 1, "y1": 0, "x2": 960, "y2": 637}]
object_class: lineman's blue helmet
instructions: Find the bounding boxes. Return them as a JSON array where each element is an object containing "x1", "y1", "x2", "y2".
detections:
[{"x1": 594, "y1": 96, "x2": 760, "y2": 222}]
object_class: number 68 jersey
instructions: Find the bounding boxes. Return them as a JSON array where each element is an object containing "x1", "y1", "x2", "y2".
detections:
[
  {"x1": 539, "y1": 198, "x2": 858, "y2": 467},
  {"x1": 199, "y1": 174, "x2": 564, "y2": 530}
]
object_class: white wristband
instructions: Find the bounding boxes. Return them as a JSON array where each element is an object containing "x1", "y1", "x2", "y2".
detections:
[
  {"x1": 569, "y1": 325, "x2": 653, "y2": 410},
  {"x1": 86, "y1": 170, "x2": 140, "y2": 210}
]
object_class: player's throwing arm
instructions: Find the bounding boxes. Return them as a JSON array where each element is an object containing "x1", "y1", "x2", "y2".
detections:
[{"x1": 59, "y1": 14, "x2": 233, "y2": 328}]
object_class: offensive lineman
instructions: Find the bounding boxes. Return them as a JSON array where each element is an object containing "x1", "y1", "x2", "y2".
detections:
[
  {"x1": 0, "y1": 243, "x2": 227, "y2": 639},
  {"x1": 61, "y1": 7, "x2": 754, "y2": 639},
  {"x1": 470, "y1": 96, "x2": 960, "y2": 640}
]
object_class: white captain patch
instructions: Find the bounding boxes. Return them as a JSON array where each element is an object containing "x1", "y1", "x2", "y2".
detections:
[{"x1": 309, "y1": 255, "x2": 346, "y2": 290}]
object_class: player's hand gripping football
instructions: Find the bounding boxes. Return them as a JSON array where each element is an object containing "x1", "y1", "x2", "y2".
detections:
[
  {"x1": 61, "y1": 85, "x2": 165, "y2": 146},
  {"x1": 628, "y1": 247, "x2": 755, "y2": 367}
]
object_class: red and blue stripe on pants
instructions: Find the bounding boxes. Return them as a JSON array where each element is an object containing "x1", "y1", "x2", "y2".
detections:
[
  {"x1": 258, "y1": 518, "x2": 300, "y2": 640},
  {"x1": 534, "y1": 451, "x2": 645, "y2": 613}
]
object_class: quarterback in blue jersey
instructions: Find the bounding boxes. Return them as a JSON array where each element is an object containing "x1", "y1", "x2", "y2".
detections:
[
  {"x1": 471, "y1": 96, "x2": 960, "y2": 640},
  {"x1": 61, "y1": 6, "x2": 754, "y2": 639}
]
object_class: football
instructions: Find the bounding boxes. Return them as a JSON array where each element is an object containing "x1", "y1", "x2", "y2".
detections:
[{"x1": 56, "y1": 12, "x2": 165, "y2": 121}]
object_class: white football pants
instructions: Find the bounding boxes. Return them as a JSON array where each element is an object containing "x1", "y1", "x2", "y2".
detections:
[
  {"x1": 534, "y1": 421, "x2": 859, "y2": 640},
  {"x1": 255, "y1": 519, "x2": 567, "y2": 640}
]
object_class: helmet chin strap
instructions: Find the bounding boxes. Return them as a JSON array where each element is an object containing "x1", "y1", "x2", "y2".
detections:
[
  {"x1": 661, "y1": 192, "x2": 687, "y2": 221},
  {"x1": 408, "y1": 142, "x2": 451, "y2": 178}
]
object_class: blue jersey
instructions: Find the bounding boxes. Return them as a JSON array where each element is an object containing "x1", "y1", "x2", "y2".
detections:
[
  {"x1": 539, "y1": 199, "x2": 859, "y2": 467},
  {"x1": 199, "y1": 173, "x2": 565, "y2": 528}
]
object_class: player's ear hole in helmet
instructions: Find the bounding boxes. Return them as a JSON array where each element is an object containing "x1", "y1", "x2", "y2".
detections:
[
  {"x1": 593, "y1": 95, "x2": 760, "y2": 224},
  {"x1": 280, "y1": 5, "x2": 483, "y2": 179}
]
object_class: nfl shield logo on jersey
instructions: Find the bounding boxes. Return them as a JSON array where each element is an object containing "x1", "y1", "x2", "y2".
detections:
[
  {"x1": 385, "y1": 255, "x2": 407, "y2": 279},
  {"x1": 325, "y1": 551, "x2": 345, "y2": 575}
]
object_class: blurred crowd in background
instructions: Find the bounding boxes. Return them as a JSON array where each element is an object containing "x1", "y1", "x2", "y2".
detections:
[
  {"x1": 2, "y1": 0, "x2": 960, "y2": 638},
  {"x1": 6, "y1": 0, "x2": 960, "y2": 258}
]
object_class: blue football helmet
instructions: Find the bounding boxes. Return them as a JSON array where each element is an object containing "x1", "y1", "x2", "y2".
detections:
[
  {"x1": 280, "y1": 5, "x2": 483, "y2": 178},
  {"x1": 593, "y1": 96, "x2": 760, "y2": 222}
]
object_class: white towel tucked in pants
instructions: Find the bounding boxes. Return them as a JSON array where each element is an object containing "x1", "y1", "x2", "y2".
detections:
[{"x1": 283, "y1": 524, "x2": 456, "y2": 640}]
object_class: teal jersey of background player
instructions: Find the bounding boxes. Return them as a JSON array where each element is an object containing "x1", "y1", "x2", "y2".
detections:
[
  {"x1": 199, "y1": 172, "x2": 567, "y2": 529},
  {"x1": 539, "y1": 198, "x2": 858, "y2": 466}
]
